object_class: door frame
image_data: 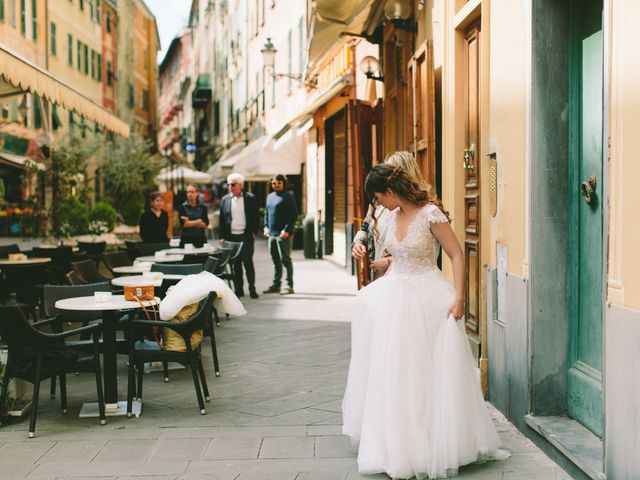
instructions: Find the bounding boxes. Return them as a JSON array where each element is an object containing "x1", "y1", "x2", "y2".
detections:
[{"x1": 528, "y1": 0, "x2": 610, "y2": 439}]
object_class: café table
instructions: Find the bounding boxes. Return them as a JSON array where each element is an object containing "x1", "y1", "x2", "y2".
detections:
[
  {"x1": 161, "y1": 246, "x2": 217, "y2": 255},
  {"x1": 112, "y1": 264, "x2": 152, "y2": 275},
  {"x1": 111, "y1": 274, "x2": 186, "y2": 287},
  {"x1": 136, "y1": 255, "x2": 184, "y2": 263},
  {"x1": 0, "y1": 257, "x2": 51, "y2": 266},
  {"x1": 55, "y1": 295, "x2": 160, "y2": 418}
]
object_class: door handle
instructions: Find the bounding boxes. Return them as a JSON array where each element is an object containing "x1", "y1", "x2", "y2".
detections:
[
  {"x1": 463, "y1": 144, "x2": 476, "y2": 171},
  {"x1": 581, "y1": 174, "x2": 597, "y2": 206}
]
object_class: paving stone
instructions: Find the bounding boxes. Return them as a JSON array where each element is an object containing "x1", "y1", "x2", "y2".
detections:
[
  {"x1": 36, "y1": 440, "x2": 106, "y2": 463},
  {"x1": 27, "y1": 461, "x2": 188, "y2": 477},
  {"x1": 147, "y1": 438, "x2": 211, "y2": 461},
  {"x1": 204, "y1": 435, "x2": 261, "y2": 460},
  {"x1": 313, "y1": 435, "x2": 357, "y2": 458},
  {"x1": 306, "y1": 425, "x2": 343, "y2": 436},
  {"x1": 249, "y1": 408, "x2": 337, "y2": 427},
  {"x1": 296, "y1": 472, "x2": 348, "y2": 480},
  {"x1": 258, "y1": 436, "x2": 315, "y2": 459},
  {"x1": 159, "y1": 426, "x2": 306, "y2": 439},
  {"x1": 0, "y1": 441, "x2": 55, "y2": 464},
  {"x1": 92, "y1": 439, "x2": 156, "y2": 462}
]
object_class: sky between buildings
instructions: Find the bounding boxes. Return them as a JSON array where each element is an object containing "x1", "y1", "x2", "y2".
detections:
[{"x1": 145, "y1": 0, "x2": 192, "y2": 63}]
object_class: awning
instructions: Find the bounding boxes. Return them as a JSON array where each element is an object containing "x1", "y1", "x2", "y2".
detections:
[
  {"x1": 307, "y1": 0, "x2": 382, "y2": 74},
  {"x1": 207, "y1": 142, "x2": 246, "y2": 182},
  {"x1": 0, "y1": 152, "x2": 45, "y2": 171},
  {"x1": 156, "y1": 165, "x2": 212, "y2": 185},
  {"x1": 0, "y1": 44, "x2": 129, "y2": 137},
  {"x1": 234, "y1": 134, "x2": 304, "y2": 182}
]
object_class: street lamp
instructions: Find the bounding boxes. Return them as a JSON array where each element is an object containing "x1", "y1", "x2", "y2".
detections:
[
  {"x1": 384, "y1": 0, "x2": 417, "y2": 32},
  {"x1": 261, "y1": 37, "x2": 304, "y2": 84},
  {"x1": 359, "y1": 56, "x2": 384, "y2": 82}
]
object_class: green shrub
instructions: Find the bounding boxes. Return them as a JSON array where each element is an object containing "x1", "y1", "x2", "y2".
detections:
[
  {"x1": 117, "y1": 191, "x2": 145, "y2": 226},
  {"x1": 89, "y1": 201, "x2": 117, "y2": 231},
  {"x1": 59, "y1": 196, "x2": 89, "y2": 235}
]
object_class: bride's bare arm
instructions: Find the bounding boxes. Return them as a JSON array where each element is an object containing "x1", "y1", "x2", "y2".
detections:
[{"x1": 430, "y1": 222, "x2": 465, "y2": 319}]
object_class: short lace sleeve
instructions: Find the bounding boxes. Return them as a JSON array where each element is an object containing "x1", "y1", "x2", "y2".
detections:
[{"x1": 423, "y1": 204, "x2": 449, "y2": 224}]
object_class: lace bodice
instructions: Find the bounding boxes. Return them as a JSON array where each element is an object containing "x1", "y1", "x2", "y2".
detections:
[{"x1": 385, "y1": 203, "x2": 449, "y2": 275}]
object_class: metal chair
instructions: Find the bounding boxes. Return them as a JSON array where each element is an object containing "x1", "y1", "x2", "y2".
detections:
[
  {"x1": 71, "y1": 259, "x2": 110, "y2": 284},
  {"x1": 0, "y1": 305, "x2": 106, "y2": 437},
  {"x1": 102, "y1": 251, "x2": 132, "y2": 274},
  {"x1": 0, "y1": 243, "x2": 20, "y2": 258},
  {"x1": 203, "y1": 256, "x2": 220, "y2": 274},
  {"x1": 66, "y1": 270, "x2": 84, "y2": 285},
  {"x1": 77, "y1": 241, "x2": 106, "y2": 266},
  {"x1": 126, "y1": 292, "x2": 216, "y2": 415},
  {"x1": 135, "y1": 242, "x2": 170, "y2": 256},
  {"x1": 216, "y1": 241, "x2": 244, "y2": 288},
  {"x1": 33, "y1": 246, "x2": 74, "y2": 284},
  {"x1": 182, "y1": 253, "x2": 209, "y2": 264},
  {"x1": 150, "y1": 263, "x2": 204, "y2": 275}
]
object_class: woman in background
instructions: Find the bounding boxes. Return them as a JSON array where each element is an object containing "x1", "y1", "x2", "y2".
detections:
[{"x1": 139, "y1": 192, "x2": 169, "y2": 243}]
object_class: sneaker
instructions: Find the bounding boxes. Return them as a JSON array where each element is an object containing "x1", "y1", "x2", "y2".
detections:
[
  {"x1": 249, "y1": 288, "x2": 259, "y2": 299},
  {"x1": 279, "y1": 287, "x2": 294, "y2": 295},
  {"x1": 262, "y1": 285, "x2": 280, "y2": 294}
]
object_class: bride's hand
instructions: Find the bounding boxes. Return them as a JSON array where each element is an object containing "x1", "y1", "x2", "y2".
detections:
[
  {"x1": 351, "y1": 242, "x2": 367, "y2": 259},
  {"x1": 370, "y1": 257, "x2": 391, "y2": 273},
  {"x1": 447, "y1": 298, "x2": 465, "y2": 320}
]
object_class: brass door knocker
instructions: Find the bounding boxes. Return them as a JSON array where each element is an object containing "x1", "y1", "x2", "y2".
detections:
[{"x1": 581, "y1": 174, "x2": 597, "y2": 206}]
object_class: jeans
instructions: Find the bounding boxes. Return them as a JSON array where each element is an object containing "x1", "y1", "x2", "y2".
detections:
[{"x1": 268, "y1": 235, "x2": 293, "y2": 287}]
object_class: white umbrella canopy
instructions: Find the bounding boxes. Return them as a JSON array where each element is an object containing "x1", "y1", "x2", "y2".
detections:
[{"x1": 156, "y1": 165, "x2": 213, "y2": 185}]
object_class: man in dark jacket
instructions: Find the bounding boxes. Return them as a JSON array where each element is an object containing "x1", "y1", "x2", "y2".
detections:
[
  {"x1": 179, "y1": 184, "x2": 209, "y2": 247},
  {"x1": 219, "y1": 172, "x2": 260, "y2": 298},
  {"x1": 263, "y1": 174, "x2": 298, "y2": 295}
]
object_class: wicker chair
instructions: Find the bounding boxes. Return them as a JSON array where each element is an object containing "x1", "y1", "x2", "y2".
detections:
[
  {"x1": 0, "y1": 305, "x2": 105, "y2": 437},
  {"x1": 102, "y1": 251, "x2": 132, "y2": 274},
  {"x1": 71, "y1": 259, "x2": 110, "y2": 284},
  {"x1": 77, "y1": 241, "x2": 107, "y2": 266}
]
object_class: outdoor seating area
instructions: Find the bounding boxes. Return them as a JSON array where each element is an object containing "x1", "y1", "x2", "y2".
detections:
[{"x1": 0, "y1": 239, "x2": 235, "y2": 437}]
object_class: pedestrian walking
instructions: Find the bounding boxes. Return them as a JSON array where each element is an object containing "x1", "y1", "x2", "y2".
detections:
[
  {"x1": 178, "y1": 184, "x2": 209, "y2": 247},
  {"x1": 262, "y1": 174, "x2": 297, "y2": 295},
  {"x1": 139, "y1": 192, "x2": 169, "y2": 243},
  {"x1": 219, "y1": 173, "x2": 260, "y2": 298},
  {"x1": 343, "y1": 163, "x2": 509, "y2": 479}
]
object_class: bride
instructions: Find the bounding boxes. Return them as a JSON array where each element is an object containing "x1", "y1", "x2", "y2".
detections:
[{"x1": 342, "y1": 163, "x2": 507, "y2": 479}]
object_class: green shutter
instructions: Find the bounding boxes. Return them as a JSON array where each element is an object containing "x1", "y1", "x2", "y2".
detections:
[
  {"x1": 33, "y1": 96, "x2": 41, "y2": 129},
  {"x1": 83, "y1": 44, "x2": 88, "y2": 75},
  {"x1": 97, "y1": 53, "x2": 101, "y2": 81},
  {"x1": 1, "y1": 1, "x2": 5, "y2": 23},
  {"x1": 20, "y1": 0, "x2": 25, "y2": 35},
  {"x1": 77, "y1": 39, "x2": 81, "y2": 70},
  {"x1": 50, "y1": 22, "x2": 56, "y2": 55},
  {"x1": 68, "y1": 33, "x2": 72, "y2": 65},
  {"x1": 52, "y1": 104, "x2": 62, "y2": 130},
  {"x1": 30, "y1": 0, "x2": 35, "y2": 40}
]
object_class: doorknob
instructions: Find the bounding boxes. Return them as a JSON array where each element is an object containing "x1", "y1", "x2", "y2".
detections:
[
  {"x1": 581, "y1": 174, "x2": 597, "y2": 206},
  {"x1": 463, "y1": 144, "x2": 476, "y2": 171}
]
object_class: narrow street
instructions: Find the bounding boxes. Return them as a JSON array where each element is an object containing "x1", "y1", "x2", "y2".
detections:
[{"x1": 0, "y1": 241, "x2": 570, "y2": 480}]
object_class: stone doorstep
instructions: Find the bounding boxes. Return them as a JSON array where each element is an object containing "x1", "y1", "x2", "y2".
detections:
[{"x1": 525, "y1": 415, "x2": 606, "y2": 480}]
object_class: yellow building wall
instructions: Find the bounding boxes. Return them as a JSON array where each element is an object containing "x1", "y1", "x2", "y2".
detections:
[
  {"x1": 608, "y1": 0, "x2": 640, "y2": 310},
  {"x1": 48, "y1": 0, "x2": 103, "y2": 104}
]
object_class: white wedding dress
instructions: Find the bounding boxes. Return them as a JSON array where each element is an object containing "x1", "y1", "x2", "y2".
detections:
[{"x1": 342, "y1": 204, "x2": 507, "y2": 479}]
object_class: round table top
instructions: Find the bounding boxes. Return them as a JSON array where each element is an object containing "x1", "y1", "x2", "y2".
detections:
[
  {"x1": 0, "y1": 257, "x2": 51, "y2": 266},
  {"x1": 55, "y1": 295, "x2": 160, "y2": 311},
  {"x1": 161, "y1": 246, "x2": 217, "y2": 255},
  {"x1": 111, "y1": 274, "x2": 186, "y2": 287},
  {"x1": 136, "y1": 255, "x2": 184, "y2": 263},
  {"x1": 113, "y1": 265, "x2": 152, "y2": 274}
]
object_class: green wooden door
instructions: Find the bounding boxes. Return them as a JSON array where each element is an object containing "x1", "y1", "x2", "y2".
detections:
[{"x1": 567, "y1": 0, "x2": 604, "y2": 437}]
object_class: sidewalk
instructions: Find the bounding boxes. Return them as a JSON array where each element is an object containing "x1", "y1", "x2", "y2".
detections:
[{"x1": 0, "y1": 240, "x2": 571, "y2": 479}]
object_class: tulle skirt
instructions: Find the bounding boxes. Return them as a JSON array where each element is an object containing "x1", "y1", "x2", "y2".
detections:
[{"x1": 342, "y1": 270, "x2": 507, "y2": 479}]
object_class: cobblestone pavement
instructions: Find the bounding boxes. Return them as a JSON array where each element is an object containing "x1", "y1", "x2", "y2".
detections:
[{"x1": 0, "y1": 240, "x2": 572, "y2": 479}]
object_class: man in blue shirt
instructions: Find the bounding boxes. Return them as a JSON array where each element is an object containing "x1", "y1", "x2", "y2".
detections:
[
  {"x1": 178, "y1": 184, "x2": 209, "y2": 247},
  {"x1": 263, "y1": 174, "x2": 298, "y2": 295}
]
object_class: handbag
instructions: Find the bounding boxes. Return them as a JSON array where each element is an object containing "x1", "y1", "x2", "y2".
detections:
[{"x1": 124, "y1": 284, "x2": 155, "y2": 301}]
